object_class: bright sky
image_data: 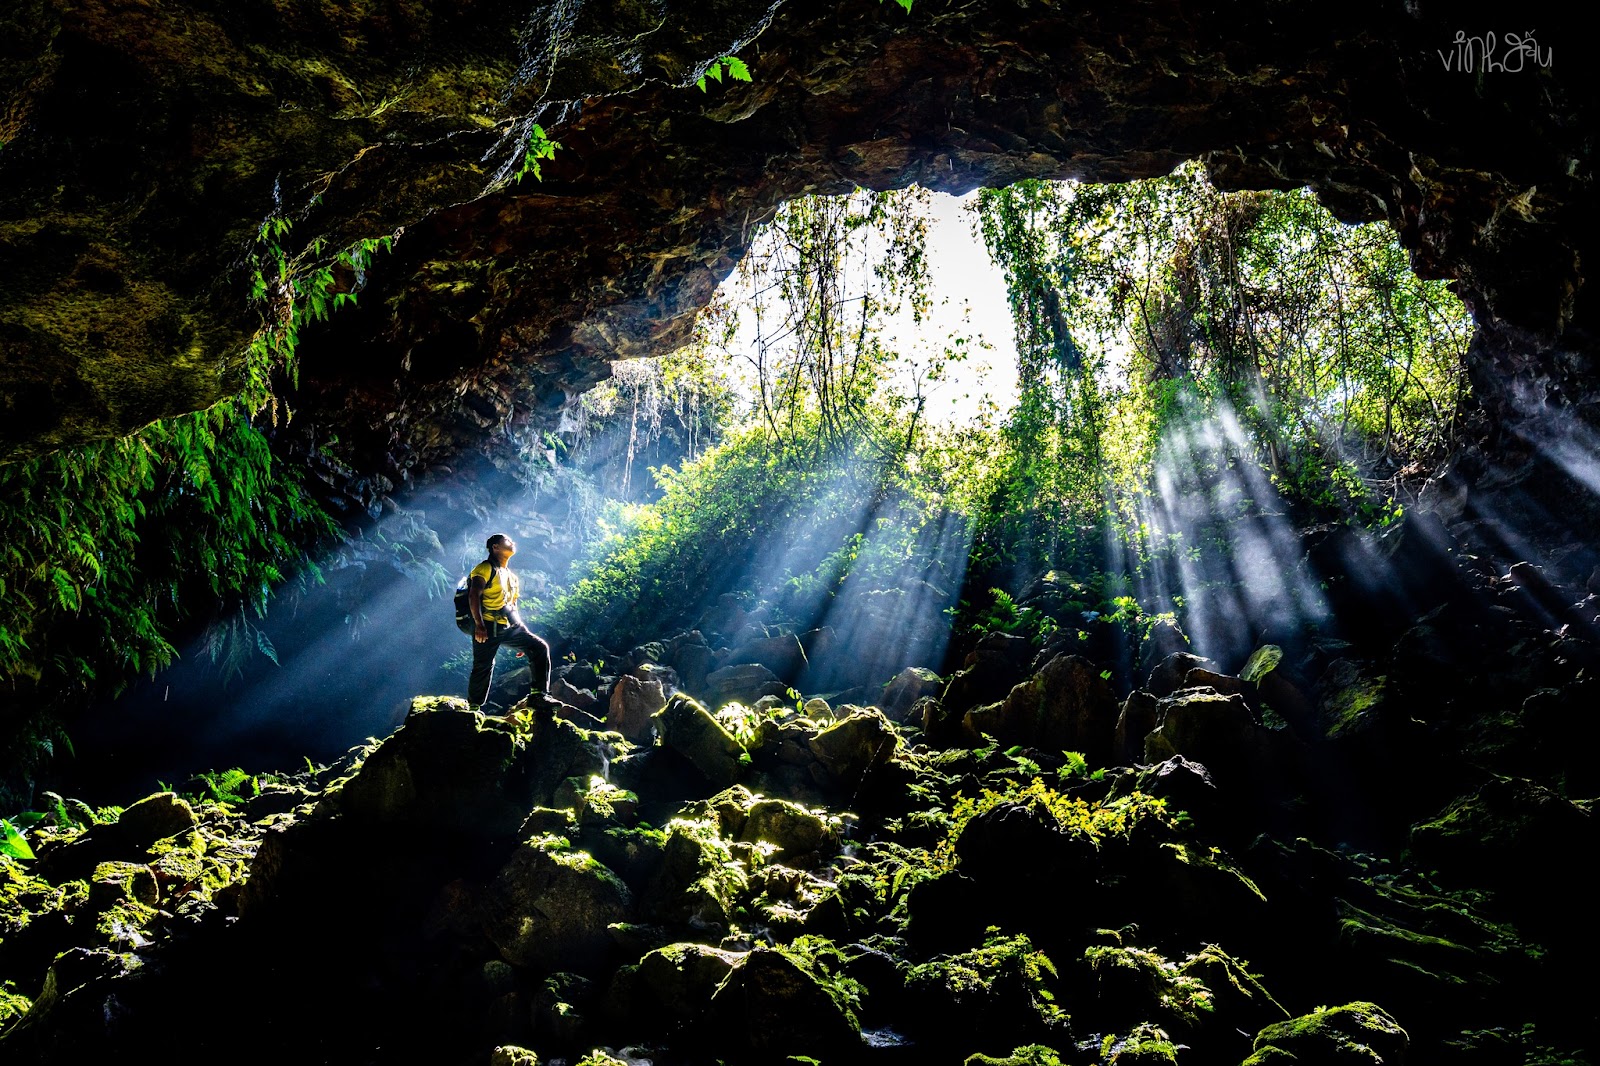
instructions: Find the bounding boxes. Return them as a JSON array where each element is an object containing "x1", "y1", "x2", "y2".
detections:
[
  {"x1": 713, "y1": 188, "x2": 1022, "y2": 426},
  {"x1": 882, "y1": 190, "x2": 1020, "y2": 424}
]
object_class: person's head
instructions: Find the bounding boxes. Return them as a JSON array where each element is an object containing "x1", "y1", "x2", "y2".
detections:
[{"x1": 486, "y1": 533, "x2": 516, "y2": 561}]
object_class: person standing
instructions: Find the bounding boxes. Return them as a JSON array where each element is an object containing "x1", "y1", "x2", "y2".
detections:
[{"x1": 466, "y1": 533, "x2": 552, "y2": 711}]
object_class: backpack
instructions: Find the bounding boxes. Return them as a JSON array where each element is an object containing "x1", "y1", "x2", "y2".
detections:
[{"x1": 452, "y1": 563, "x2": 500, "y2": 635}]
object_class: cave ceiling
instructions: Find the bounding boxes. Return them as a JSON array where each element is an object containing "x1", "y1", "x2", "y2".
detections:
[{"x1": 0, "y1": 0, "x2": 1592, "y2": 496}]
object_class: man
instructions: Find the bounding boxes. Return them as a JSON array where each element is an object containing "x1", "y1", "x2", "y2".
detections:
[{"x1": 466, "y1": 533, "x2": 552, "y2": 711}]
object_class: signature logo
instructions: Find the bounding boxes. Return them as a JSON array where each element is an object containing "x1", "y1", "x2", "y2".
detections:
[{"x1": 1439, "y1": 30, "x2": 1553, "y2": 71}]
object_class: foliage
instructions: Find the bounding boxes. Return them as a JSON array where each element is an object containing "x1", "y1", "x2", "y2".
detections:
[
  {"x1": 185, "y1": 768, "x2": 260, "y2": 808},
  {"x1": 551, "y1": 405, "x2": 972, "y2": 647},
  {"x1": 710, "y1": 187, "x2": 938, "y2": 454},
  {"x1": 0, "y1": 819, "x2": 32, "y2": 861},
  {"x1": 933, "y1": 777, "x2": 1173, "y2": 871},
  {"x1": 778, "y1": 934, "x2": 867, "y2": 1018},
  {"x1": 514, "y1": 123, "x2": 562, "y2": 183},
  {"x1": 975, "y1": 165, "x2": 1471, "y2": 535},
  {"x1": 696, "y1": 55, "x2": 752, "y2": 92},
  {"x1": 0, "y1": 215, "x2": 403, "y2": 788},
  {"x1": 571, "y1": 346, "x2": 738, "y2": 501},
  {"x1": 903, "y1": 929, "x2": 1067, "y2": 1031}
]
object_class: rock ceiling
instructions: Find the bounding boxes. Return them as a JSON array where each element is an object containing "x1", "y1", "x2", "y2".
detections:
[{"x1": 0, "y1": 0, "x2": 1591, "y2": 490}]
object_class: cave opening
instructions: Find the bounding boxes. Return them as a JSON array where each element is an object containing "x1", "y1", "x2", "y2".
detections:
[{"x1": 2, "y1": 2, "x2": 1596, "y2": 1062}]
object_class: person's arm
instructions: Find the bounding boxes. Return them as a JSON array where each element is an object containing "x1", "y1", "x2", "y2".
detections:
[{"x1": 468, "y1": 574, "x2": 489, "y2": 643}]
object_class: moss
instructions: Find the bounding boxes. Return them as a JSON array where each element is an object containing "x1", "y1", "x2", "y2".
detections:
[
  {"x1": 1318, "y1": 665, "x2": 1387, "y2": 740},
  {"x1": 775, "y1": 935, "x2": 865, "y2": 1020},
  {"x1": 1100, "y1": 1023, "x2": 1181, "y2": 1064},
  {"x1": 1335, "y1": 899, "x2": 1479, "y2": 985},
  {"x1": 905, "y1": 931, "x2": 1068, "y2": 1040},
  {"x1": 1084, "y1": 944, "x2": 1215, "y2": 1028},
  {"x1": 0, "y1": 979, "x2": 31, "y2": 1026},
  {"x1": 1252, "y1": 1001, "x2": 1408, "y2": 1062}
]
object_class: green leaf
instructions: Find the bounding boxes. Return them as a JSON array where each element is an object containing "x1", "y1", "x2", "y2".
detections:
[
  {"x1": 1, "y1": 818, "x2": 34, "y2": 860},
  {"x1": 724, "y1": 56, "x2": 752, "y2": 82}
]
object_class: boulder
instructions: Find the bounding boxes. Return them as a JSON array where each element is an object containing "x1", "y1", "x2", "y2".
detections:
[
  {"x1": 1138, "y1": 618, "x2": 1192, "y2": 678},
  {"x1": 807, "y1": 708, "x2": 899, "y2": 789},
  {"x1": 531, "y1": 971, "x2": 593, "y2": 1044},
  {"x1": 1110, "y1": 756, "x2": 1221, "y2": 831},
  {"x1": 552, "y1": 678, "x2": 599, "y2": 711},
  {"x1": 709, "y1": 945, "x2": 862, "y2": 1056},
  {"x1": 943, "y1": 653, "x2": 1027, "y2": 720},
  {"x1": 1143, "y1": 690, "x2": 1256, "y2": 783},
  {"x1": 1183, "y1": 667, "x2": 1247, "y2": 696},
  {"x1": 653, "y1": 694, "x2": 749, "y2": 787},
  {"x1": 667, "y1": 632, "x2": 714, "y2": 692},
  {"x1": 87, "y1": 861, "x2": 160, "y2": 911},
  {"x1": 116, "y1": 792, "x2": 199, "y2": 848},
  {"x1": 1145, "y1": 653, "x2": 1216, "y2": 699},
  {"x1": 903, "y1": 933, "x2": 1068, "y2": 1045},
  {"x1": 801, "y1": 697, "x2": 835, "y2": 722},
  {"x1": 1409, "y1": 775, "x2": 1597, "y2": 921},
  {"x1": 36, "y1": 792, "x2": 198, "y2": 881},
  {"x1": 642, "y1": 819, "x2": 747, "y2": 927},
  {"x1": 963, "y1": 654, "x2": 1119, "y2": 764},
  {"x1": 970, "y1": 631, "x2": 1035, "y2": 665},
  {"x1": 612, "y1": 942, "x2": 744, "y2": 1035},
  {"x1": 624, "y1": 641, "x2": 668, "y2": 672},
  {"x1": 954, "y1": 801, "x2": 1098, "y2": 891},
  {"x1": 881, "y1": 667, "x2": 943, "y2": 720},
  {"x1": 1114, "y1": 691, "x2": 1161, "y2": 763},
  {"x1": 332, "y1": 697, "x2": 594, "y2": 836},
  {"x1": 728, "y1": 632, "x2": 808, "y2": 681},
  {"x1": 483, "y1": 836, "x2": 632, "y2": 973},
  {"x1": 739, "y1": 797, "x2": 837, "y2": 858},
  {"x1": 607, "y1": 674, "x2": 667, "y2": 741},
  {"x1": 1246, "y1": 1002, "x2": 1408, "y2": 1064},
  {"x1": 705, "y1": 662, "x2": 787, "y2": 708}
]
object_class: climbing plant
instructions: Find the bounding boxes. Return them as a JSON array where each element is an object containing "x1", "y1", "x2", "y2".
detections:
[
  {"x1": 972, "y1": 163, "x2": 1472, "y2": 557},
  {"x1": 0, "y1": 217, "x2": 403, "y2": 793},
  {"x1": 712, "y1": 187, "x2": 936, "y2": 455}
]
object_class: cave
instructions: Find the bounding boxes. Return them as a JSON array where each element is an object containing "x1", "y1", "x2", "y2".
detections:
[{"x1": 1, "y1": 1, "x2": 1596, "y2": 1063}]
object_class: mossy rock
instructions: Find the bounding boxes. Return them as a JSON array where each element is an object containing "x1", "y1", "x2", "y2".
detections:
[
  {"x1": 87, "y1": 861, "x2": 159, "y2": 911},
  {"x1": 964, "y1": 654, "x2": 1119, "y2": 765},
  {"x1": 653, "y1": 693, "x2": 749, "y2": 787},
  {"x1": 609, "y1": 941, "x2": 745, "y2": 1036},
  {"x1": 708, "y1": 944, "x2": 861, "y2": 1057},
  {"x1": 641, "y1": 818, "x2": 747, "y2": 928},
  {"x1": 483, "y1": 835, "x2": 633, "y2": 973},
  {"x1": 35, "y1": 792, "x2": 197, "y2": 882},
  {"x1": 903, "y1": 933, "x2": 1069, "y2": 1045},
  {"x1": 807, "y1": 708, "x2": 899, "y2": 789},
  {"x1": 1316, "y1": 660, "x2": 1390, "y2": 742},
  {"x1": 332, "y1": 697, "x2": 595, "y2": 837},
  {"x1": 739, "y1": 797, "x2": 837, "y2": 858},
  {"x1": 1249, "y1": 1001, "x2": 1408, "y2": 1064},
  {"x1": 1177, "y1": 944, "x2": 1287, "y2": 1033}
]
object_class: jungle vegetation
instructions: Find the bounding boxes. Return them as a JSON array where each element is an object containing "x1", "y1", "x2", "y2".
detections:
[
  {"x1": 552, "y1": 164, "x2": 1472, "y2": 649},
  {"x1": 0, "y1": 162, "x2": 1472, "y2": 792}
]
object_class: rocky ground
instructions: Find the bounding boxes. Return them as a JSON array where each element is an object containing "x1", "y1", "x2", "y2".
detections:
[{"x1": 3, "y1": 509, "x2": 1597, "y2": 1065}]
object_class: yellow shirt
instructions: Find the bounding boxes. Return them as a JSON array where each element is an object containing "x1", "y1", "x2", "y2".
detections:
[{"x1": 469, "y1": 561, "x2": 521, "y2": 623}]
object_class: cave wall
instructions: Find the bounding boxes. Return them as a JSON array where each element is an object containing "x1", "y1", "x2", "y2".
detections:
[{"x1": 0, "y1": 0, "x2": 1592, "y2": 491}]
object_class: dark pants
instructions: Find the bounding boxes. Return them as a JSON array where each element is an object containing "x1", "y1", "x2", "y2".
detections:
[{"x1": 468, "y1": 616, "x2": 552, "y2": 710}]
